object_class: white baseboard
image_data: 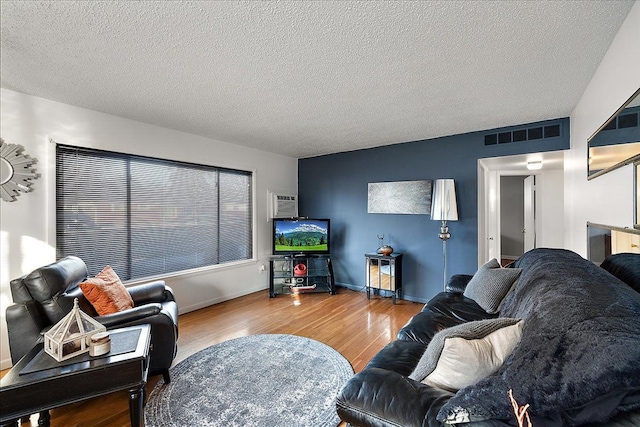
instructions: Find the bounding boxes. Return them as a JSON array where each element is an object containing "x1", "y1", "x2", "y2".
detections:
[
  {"x1": 1, "y1": 357, "x2": 12, "y2": 370},
  {"x1": 335, "y1": 283, "x2": 428, "y2": 305},
  {"x1": 178, "y1": 285, "x2": 268, "y2": 315}
]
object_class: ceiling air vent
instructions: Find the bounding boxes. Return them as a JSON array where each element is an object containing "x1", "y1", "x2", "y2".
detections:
[
  {"x1": 618, "y1": 113, "x2": 638, "y2": 128},
  {"x1": 513, "y1": 129, "x2": 527, "y2": 142},
  {"x1": 498, "y1": 132, "x2": 512, "y2": 144},
  {"x1": 606, "y1": 112, "x2": 639, "y2": 130},
  {"x1": 544, "y1": 125, "x2": 560, "y2": 138},
  {"x1": 484, "y1": 134, "x2": 498, "y2": 145},
  {"x1": 618, "y1": 113, "x2": 638, "y2": 129},
  {"x1": 528, "y1": 127, "x2": 543, "y2": 140},
  {"x1": 484, "y1": 124, "x2": 561, "y2": 146},
  {"x1": 599, "y1": 110, "x2": 639, "y2": 132}
]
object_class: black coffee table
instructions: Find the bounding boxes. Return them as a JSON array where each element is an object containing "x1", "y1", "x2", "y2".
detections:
[{"x1": 0, "y1": 324, "x2": 151, "y2": 427}]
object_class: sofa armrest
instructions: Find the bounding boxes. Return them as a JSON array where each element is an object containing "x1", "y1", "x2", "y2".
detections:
[
  {"x1": 127, "y1": 281, "x2": 175, "y2": 305},
  {"x1": 95, "y1": 303, "x2": 163, "y2": 328},
  {"x1": 6, "y1": 301, "x2": 50, "y2": 364},
  {"x1": 445, "y1": 274, "x2": 473, "y2": 293},
  {"x1": 96, "y1": 301, "x2": 178, "y2": 374},
  {"x1": 336, "y1": 367, "x2": 453, "y2": 427}
]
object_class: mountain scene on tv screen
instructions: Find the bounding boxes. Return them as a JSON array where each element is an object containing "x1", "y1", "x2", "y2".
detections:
[{"x1": 275, "y1": 222, "x2": 328, "y2": 252}]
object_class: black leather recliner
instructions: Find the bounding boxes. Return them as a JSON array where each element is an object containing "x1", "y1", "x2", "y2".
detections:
[{"x1": 5, "y1": 256, "x2": 179, "y2": 383}]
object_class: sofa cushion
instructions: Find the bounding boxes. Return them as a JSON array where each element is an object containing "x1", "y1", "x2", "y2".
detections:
[
  {"x1": 365, "y1": 340, "x2": 428, "y2": 377},
  {"x1": 79, "y1": 266, "x2": 134, "y2": 315},
  {"x1": 600, "y1": 253, "x2": 640, "y2": 293},
  {"x1": 408, "y1": 318, "x2": 523, "y2": 387},
  {"x1": 438, "y1": 248, "x2": 640, "y2": 425},
  {"x1": 398, "y1": 293, "x2": 498, "y2": 348},
  {"x1": 397, "y1": 311, "x2": 467, "y2": 345},
  {"x1": 422, "y1": 292, "x2": 498, "y2": 323},
  {"x1": 445, "y1": 274, "x2": 474, "y2": 294},
  {"x1": 463, "y1": 258, "x2": 522, "y2": 314}
]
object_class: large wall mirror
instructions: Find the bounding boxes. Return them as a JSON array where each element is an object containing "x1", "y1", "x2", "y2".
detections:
[{"x1": 587, "y1": 87, "x2": 640, "y2": 180}]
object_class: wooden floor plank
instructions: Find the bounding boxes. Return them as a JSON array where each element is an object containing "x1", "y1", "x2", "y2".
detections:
[{"x1": 1, "y1": 288, "x2": 422, "y2": 426}]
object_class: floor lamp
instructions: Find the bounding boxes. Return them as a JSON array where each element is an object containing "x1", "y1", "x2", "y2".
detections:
[{"x1": 431, "y1": 179, "x2": 458, "y2": 290}]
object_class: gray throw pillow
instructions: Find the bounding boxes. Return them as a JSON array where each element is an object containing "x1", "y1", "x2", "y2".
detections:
[
  {"x1": 463, "y1": 259, "x2": 522, "y2": 313},
  {"x1": 409, "y1": 317, "x2": 524, "y2": 386}
]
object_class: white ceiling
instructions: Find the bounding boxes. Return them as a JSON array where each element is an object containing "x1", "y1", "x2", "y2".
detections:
[{"x1": 0, "y1": 1, "x2": 634, "y2": 159}]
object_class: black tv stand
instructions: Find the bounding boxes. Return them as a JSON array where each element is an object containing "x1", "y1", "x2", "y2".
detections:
[{"x1": 268, "y1": 254, "x2": 335, "y2": 297}]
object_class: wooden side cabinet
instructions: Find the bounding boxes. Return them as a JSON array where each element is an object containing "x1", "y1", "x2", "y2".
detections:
[{"x1": 365, "y1": 253, "x2": 402, "y2": 304}]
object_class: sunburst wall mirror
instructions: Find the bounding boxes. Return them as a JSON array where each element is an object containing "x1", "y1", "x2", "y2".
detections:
[{"x1": 1, "y1": 138, "x2": 39, "y2": 202}]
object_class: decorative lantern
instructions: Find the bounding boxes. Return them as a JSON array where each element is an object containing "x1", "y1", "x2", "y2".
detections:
[{"x1": 44, "y1": 298, "x2": 106, "y2": 362}]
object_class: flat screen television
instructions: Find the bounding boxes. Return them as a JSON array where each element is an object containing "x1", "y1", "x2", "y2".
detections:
[{"x1": 273, "y1": 218, "x2": 330, "y2": 255}]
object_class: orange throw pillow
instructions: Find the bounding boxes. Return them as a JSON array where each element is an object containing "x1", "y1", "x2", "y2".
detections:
[{"x1": 79, "y1": 265, "x2": 134, "y2": 316}]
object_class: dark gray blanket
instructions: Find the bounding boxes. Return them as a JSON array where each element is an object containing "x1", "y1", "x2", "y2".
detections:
[{"x1": 437, "y1": 248, "x2": 640, "y2": 426}]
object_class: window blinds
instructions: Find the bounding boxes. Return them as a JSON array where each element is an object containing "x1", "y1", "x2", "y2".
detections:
[{"x1": 56, "y1": 145, "x2": 252, "y2": 280}]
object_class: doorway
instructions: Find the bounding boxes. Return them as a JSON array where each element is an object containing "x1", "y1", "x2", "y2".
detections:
[
  {"x1": 477, "y1": 151, "x2": 566, "y2": 267},
  {"x1": 499, "y1": 175, "x2": 535, "y2": 266}
]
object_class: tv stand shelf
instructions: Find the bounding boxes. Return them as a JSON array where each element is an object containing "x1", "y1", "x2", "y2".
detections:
[{"x1": 268, "y1": 254, "x2": 336, "y2": 297}]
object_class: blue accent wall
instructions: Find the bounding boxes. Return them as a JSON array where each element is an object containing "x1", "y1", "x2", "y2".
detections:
[{"x1": 298, "y1": 118, "x2": 570, "y2": 303}]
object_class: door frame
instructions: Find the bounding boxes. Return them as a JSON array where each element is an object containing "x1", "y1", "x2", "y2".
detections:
[
  {"x1": 478, "y1": 163, "x2": 540, "y2": 266},
  {"x1": 523, "y1": 175, "x2": 536, "y2": 253}
]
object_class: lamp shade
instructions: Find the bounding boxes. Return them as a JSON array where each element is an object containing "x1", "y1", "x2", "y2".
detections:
[{"x1": 431, "y1": 179, "x2": 458, "y2": 221}]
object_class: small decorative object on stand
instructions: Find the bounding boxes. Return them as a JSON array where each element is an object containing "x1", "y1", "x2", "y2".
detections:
[
  {"x1": 377, "y1": 245, "x2": 394, "y2": 256},
  {"x1": 376, "y1": 234, "x2": 394, "y2": 256},
  {"x1": 44, "y1": 298, "x2": 106, "y2": 362},
  {"x1": 294, "y1": 263, "x2": 307, "y2": 277},
  {"x1": 89, "y1": 332, "x2": 111, "y2": 356}
]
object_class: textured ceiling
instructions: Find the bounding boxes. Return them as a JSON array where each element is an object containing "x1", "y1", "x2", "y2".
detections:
[{"x1": 0, "y1": 1, "x2": 634, "y2": 158}]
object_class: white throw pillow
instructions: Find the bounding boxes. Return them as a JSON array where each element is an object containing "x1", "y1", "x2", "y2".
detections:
[
  {"x1": 422, "y1": 320, "x2": 524, "y2": 392},
  {"x1": 408, "y1": 318, "x2": 524, "y2": 390}
]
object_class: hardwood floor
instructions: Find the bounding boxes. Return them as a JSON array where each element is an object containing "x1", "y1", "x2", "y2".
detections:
[{"x1": 1, "y1": 287, "x2": 423, "y2": 426}]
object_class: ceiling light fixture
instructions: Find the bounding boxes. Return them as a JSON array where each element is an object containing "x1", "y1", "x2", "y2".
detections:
[{"x1": 527, "y1": 161, "x2": 542, "y2": 170}]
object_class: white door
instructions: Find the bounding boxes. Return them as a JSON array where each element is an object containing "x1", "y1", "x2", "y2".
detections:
[{"x1": 523, "y1": 175, "x2": 536, "y2": 251}]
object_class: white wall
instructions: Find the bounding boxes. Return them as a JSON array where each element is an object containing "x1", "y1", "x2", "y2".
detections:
[
  {"x1": 537, "y1": 169, "x2": 565, "y2": 249},
  {"x1": 0, "y1": 89, "x2": 298, "y2": 369},
  {"x1": 565, "y1": 2, "x2": 640, "y2": 256}
]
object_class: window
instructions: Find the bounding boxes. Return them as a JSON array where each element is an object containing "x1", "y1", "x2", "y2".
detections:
[{"x1": 56, "y1": 145, "x2": 252, "y2": 280}]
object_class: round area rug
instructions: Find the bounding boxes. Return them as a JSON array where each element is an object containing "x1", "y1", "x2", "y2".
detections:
[{"x1": 144, "y1": 334, "x2": 354, "y2": 427}]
